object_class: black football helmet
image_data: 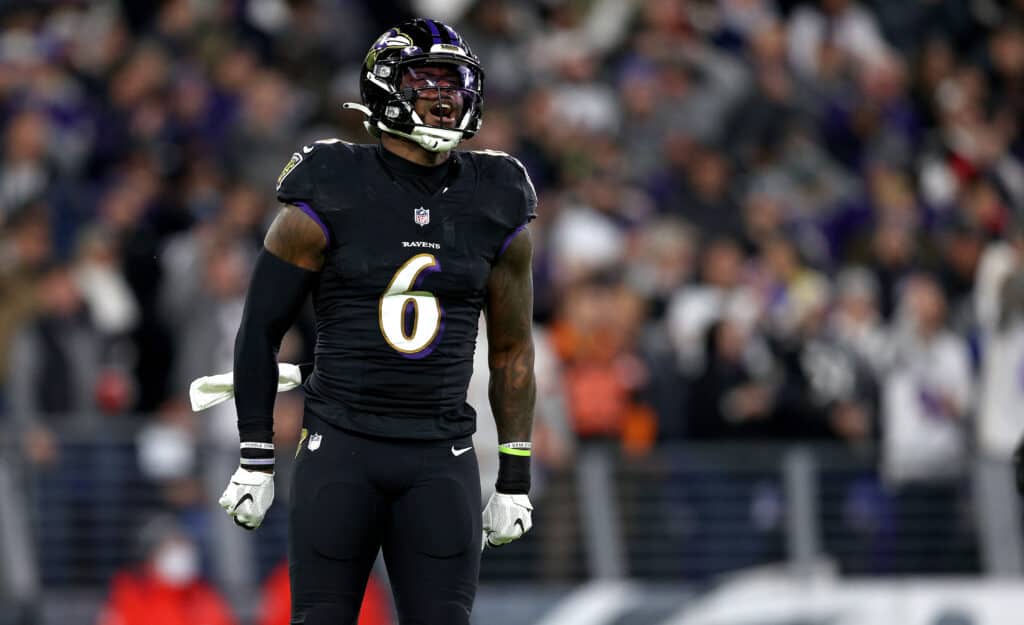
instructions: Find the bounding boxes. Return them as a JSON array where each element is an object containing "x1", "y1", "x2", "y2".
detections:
[{"x1": 343, "y1": 18, "x2": 484, "y2": 153}]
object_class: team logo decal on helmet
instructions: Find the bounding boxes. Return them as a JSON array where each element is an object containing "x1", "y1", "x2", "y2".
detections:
[
  {"x1": 343, "y1": 18, "x2": 485, "y2": 153},
  {"x1": 364, "y1": 30, "x2": 414, "y2": 71}
]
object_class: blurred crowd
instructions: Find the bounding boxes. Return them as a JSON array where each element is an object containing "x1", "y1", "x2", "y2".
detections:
[{"x1": 3, "y1": 0, "x2": 1024, "y2": 604}]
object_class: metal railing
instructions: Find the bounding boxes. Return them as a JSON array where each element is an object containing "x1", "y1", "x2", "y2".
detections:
[{"x1": 1, "y1": 422, "x2": 1018, "y2": 622}]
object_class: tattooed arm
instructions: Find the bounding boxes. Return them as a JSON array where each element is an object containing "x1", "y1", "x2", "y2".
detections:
[
  {"x1": 264, "y1": 204, "x2": 328, "y2": 270},
  {"x1": 481, "y1": 227, "x2": 536, "y2": 548},
  {"x1": 485, "y1": 227, "x2": 536, "y2": 468}
]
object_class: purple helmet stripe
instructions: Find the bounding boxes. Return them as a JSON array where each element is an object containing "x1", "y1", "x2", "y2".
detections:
[
  {"x1": 424, "y1": 19, "x2": 443, "y2": 45},
  {"x1": 443, "y1": 24, "x2": 462, "y2": 45}
]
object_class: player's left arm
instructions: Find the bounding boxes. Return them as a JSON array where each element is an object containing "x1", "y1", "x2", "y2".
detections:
[
  {"x1": 486, "y1": 227, "x2": 536, "y2": 449},
  {"x1": 482, "y1": 227, "x2": 536, "y2": 548}
]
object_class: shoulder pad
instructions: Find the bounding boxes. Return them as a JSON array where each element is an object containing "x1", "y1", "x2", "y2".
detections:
[
  {"x1": 275, "y1": 139, "x2": 358, "y2": 205},
  {"x1": 467, "y1": 149, "x2": 538, "y2": 228}
]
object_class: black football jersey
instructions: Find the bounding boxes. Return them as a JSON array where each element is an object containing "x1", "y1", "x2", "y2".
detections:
[{"x1": 275, "y1": 140, "x2": 536, "y2": 440}]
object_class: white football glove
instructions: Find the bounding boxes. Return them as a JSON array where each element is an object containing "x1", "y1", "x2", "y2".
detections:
[
  {"x1": 482, "y1": 492, "x2": 533, "y2": 550},
  {"x1": 218, "y1": 467, "x2": 274, "y2": 530}
]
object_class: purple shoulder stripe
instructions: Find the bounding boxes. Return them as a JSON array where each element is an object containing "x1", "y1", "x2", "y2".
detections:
[
  {"x1": 294, "y1": 202, "x2": 330, "y2": 246},
  {"x1": 497, "y1": 224, "x2": 527, "y2": 259}
]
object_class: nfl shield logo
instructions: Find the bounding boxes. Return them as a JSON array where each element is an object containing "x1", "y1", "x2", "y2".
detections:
[
  {"x1": 308, "y1": 433, "x2": 322, "y2": 451},
  {"x1": 414, "y1": 206, "x2": 430, "y2": 227}
]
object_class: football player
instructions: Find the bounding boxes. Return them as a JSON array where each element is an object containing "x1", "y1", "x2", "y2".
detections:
[{"x1": 217, "y1": 18, "x2": 537, "y2": 625}]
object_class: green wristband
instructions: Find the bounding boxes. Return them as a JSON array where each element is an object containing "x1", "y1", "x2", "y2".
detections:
[{"x1": 499, "y1": 442, "x2": 532, "y2": 457}]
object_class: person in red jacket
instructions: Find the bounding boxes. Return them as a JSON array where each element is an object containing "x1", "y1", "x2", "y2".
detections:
[
  {"x1": 97, "y1": 516, "x2": 238, "y2": 625},
  {"x1": 258, "y1": 560, "x2": 395, "y2": 625}
]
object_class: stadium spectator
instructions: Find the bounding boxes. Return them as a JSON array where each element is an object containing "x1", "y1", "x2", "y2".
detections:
[
  {"x1": 828, "y1": 266, "x2": 892, "y2": 379},
  {"x1": 881, "y1": 273, "x2": 972, "y2": 485},
  {"x1": 0, "y1": 110, "x2": 53, "y2": 222},
  {"x1": 787, "y1": 0, "x2": 892, "y2": 81},
  {"x1": 880, "y1": 274, "x2": 978, "y2": 571},
  {"x1": 975, "y1": 221, "x2": 1024, "y2": 460},
  {"x1": 96, "y1": 516, "x2": 237, "y2": 625},
  {"x1": 666, "y1": 236, "x2": 760, "y2": 377},
  {"x1": 552, "y1": 275, "x2": 657, "y2": 454},
  {"x1": 0, "y1": 203, "x2": 49, "y2": 400},
  {"x1": 8, "y1": 258, "x2": 139, "y2": 584},
  {"x1": 765, "y1": 263, "x2": 876, "y2": 444},
  {"x1": 8, "y1": 261, "x2": 103, "y2": 434},
  {"x1": 687, "y1": 317, "x2": 776, "y2": 440}
]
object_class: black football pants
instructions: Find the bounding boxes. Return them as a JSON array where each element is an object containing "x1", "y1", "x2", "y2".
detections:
[{"x1": 288, "y1": 413, "x2": 482, "y2": 625}]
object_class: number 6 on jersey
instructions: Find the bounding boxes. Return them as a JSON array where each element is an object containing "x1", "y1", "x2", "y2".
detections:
[{"x1": 379, "y1": 254, "x2": 442, "y2": 356}]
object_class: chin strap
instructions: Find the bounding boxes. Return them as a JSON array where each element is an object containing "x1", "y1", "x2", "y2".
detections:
[
  {"x1": 378, "y1": 122, "x2": 463, "y2": 153},
  {"x1": 342, "y1": 102, "x2": 463, "y2": 153}
]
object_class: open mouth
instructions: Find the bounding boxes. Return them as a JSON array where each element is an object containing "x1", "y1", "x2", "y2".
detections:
[{"x1": 427, "y1": 101, "x2": 456, "y2": 126}]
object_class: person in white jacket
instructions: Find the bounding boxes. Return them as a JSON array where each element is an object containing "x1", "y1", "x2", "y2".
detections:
[
  {"x1": 882, "y1": 273, "x2": 972, "y2": 486},
  {"x1": 975, "y1": 224, "x2": 1024, "y2": 492}
]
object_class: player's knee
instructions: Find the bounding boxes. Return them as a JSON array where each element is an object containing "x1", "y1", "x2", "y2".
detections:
[{"x1": 293, "y1": 603, "x2": 354, "y2": 625}]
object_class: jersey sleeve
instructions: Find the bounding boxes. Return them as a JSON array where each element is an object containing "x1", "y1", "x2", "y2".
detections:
[
  {"x1": 502, "y1": 154, "x2": 538, "y2": 227},
  {"x1": 471, "y1": 151, "x2": 539, "y2": 261},
  {"x1": 476, "y1": 151, "x2": 537, "y2": 228},
  {"x1": 275, "y1": 141, "x2": 355, "y2": 247}
]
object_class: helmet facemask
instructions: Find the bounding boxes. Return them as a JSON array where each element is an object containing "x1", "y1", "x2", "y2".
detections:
[{"x1": 376, "y1": 60, "x2": 483, "y2": 152}]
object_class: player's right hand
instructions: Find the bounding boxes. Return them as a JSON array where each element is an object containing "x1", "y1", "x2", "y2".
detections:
[
  {"x1": 219, "y1": 467, "x2": 275, "y2": 530},
  {"x1": 481, "y1": 492, "x2": 533, "y2": 550}
]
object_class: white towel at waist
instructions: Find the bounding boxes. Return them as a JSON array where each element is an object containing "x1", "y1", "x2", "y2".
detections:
[{"x1": 189, "y1": 363, "x2": 302, "y2": 412}]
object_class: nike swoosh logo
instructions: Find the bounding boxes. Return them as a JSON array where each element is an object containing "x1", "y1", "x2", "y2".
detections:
[
  {"x1": 451, "y1": 445, "x2": 472, "y2": 457},
  {"x1": 233, "y1": 493, "x2": 254, "y2": 512},
  {"x1": 514, "y1": 518, "x2": 525, "y2": 534},
  {"x1": 302, "y1": 145, "x2": 314, "y2": 153}
]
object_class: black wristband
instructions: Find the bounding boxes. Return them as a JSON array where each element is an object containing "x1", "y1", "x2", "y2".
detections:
[
  {"x1": 240, "y1": 434, "x2": 275, "y2": 472},
  {"x1": 496, "y1": 453, "x2": 531, "y2": 494}
]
